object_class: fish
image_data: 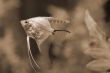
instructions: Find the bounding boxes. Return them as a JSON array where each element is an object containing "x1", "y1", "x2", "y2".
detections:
[
  {"x1": 21, "y1": 17, "x2": 70, "y2": 46},
  {"x1": 20, "y1": 17, "x2": 70, "y2": 72}
]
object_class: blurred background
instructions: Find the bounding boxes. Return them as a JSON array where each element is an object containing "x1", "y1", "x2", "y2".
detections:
[{"x1": 0, "y1": 0, "x2": 110, "y2": 73}]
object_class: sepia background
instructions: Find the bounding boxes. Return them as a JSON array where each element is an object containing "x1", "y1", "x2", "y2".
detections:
[{"x1": 0, "y1": 0, "x2": 110, "y2": 73}]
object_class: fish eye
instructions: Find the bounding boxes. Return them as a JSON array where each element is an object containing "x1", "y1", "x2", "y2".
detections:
[{"x1": 25, "y1": 21, "x2": 28, "y2": 23}]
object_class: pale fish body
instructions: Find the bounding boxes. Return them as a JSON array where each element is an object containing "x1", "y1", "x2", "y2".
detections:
[
  {"x1": 20, "y1": 17, "x2": 70, "y2": 72},
  {"x1": 21, "y1": 17, "x2": 70, "y2": 46},
  {"x1": 21, "y1": 17, "x2": 54, "y2": 46}
]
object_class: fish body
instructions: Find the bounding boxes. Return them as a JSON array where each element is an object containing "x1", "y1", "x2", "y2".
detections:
[
  {"x1": 21, "y1": 17, "x2": 54, "y2": 45},
  {"x1": 20, "y1": 17, "x2": 70, "y2": 72},
  {"x1": 21, "y1": 17, "x2": 70, "y2": 45}
]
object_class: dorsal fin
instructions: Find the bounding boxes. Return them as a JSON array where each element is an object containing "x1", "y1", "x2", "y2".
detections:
[
  {"x1": 45, "y1": 17, "x2": 70, "y2": 25},
  {"x1": 45, "y1": 17, "x2": 70, "y2": 29}
]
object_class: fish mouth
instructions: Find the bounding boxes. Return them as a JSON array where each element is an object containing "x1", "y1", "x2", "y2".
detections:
[{"x1": 20, "y1": 20, "x2": 31, "y2": 30}]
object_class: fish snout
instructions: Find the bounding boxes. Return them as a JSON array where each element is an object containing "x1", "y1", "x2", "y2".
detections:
[{"x1": 20, "y1": 20, "x2": 27, "y2": 27}]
